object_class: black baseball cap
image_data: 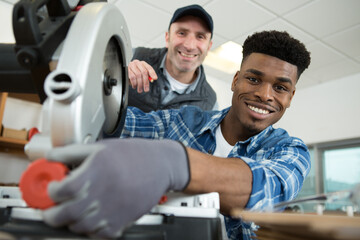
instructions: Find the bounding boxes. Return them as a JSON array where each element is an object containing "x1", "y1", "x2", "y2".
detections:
[{"x1": 169, "y1": 4, "x2": 213, "y2": 38}]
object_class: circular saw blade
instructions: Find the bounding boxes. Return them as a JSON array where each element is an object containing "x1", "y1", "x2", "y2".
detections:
[{"x1": 102, "y1": 37, "x2": 123, "y2": 134}]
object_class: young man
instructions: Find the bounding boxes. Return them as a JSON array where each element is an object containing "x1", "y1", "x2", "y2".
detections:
[
  {"x1": 43, "y1": 30, "x2": 311, "y2": 240},
  {"x1": 127, "y1": 4, "x2": 217, "y2": 112}
]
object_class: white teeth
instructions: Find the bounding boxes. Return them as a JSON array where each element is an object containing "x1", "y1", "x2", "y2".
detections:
[
  {"x1": 248, "y1": 105, "x2": 270, "y2": 114},
  {"x1": 180, "y1": 52, "x2": 196, "y2": 58}
]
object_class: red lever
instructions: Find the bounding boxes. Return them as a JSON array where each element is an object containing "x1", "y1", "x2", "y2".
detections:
[
  {"x1": 19, "y1": 158, "x2": 68, "y2": 209},
  {"x1": 158, "y1": 195, "x2": 168, "y2": 204},
  {"x1": 28, "y1": 127, "x2": 40, "y2": 140}
]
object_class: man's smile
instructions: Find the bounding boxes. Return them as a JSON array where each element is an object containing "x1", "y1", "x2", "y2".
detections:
[
  {"x1": 179, "y1": 51, "x2": 198, "y2": 58},
  {"x1": 245, "y1": 100, "x2": 277, "y2": 116},
  {"x1": 247, "y1": 104, "x2": 270, "y2": 115}
]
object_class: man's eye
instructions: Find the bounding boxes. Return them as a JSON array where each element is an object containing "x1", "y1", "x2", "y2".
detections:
[
  {"x1": 247, "y1": 77, "x2": 258, "y2": 83},
  {"x1": 275, "y1": 85, "x2": 288, "y2": 92}
]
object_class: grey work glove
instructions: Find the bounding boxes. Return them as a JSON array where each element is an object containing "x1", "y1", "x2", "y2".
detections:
[{"x1": 42, "y1": 138, "x2": 190, "y2": 239}]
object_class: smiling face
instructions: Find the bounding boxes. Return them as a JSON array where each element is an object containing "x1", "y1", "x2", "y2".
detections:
[
  {"x1": 226, "y1": 53, "x2": 297, "y2": 141},
  {"x1": 165, "y1": 15, "x2": 212, "y2": 77}
]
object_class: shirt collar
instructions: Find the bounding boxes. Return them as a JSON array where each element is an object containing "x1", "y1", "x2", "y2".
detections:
[
  {"x1": 195, "y1": 107, "x2": 230, "y2": 137},
  {"x1": 159, "y1": 54, "x2": 166, "y2": 71},
  {"x1": 194, "y1": 107, "x2": 275, "y2": 147},
  {"x1": 237, "y1": 125, "x2": 274, "y2": 145},
  {"x1": 160, "y1": 53, "x2": 201, "y2": 93}
]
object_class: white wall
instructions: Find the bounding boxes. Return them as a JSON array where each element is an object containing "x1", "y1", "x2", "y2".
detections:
[
  {"x1": 275, "y1": 73, "x2": 360, "y2": 145},
  {"x1": 0, "y1": 152, "x2": 29, "y2": 183},
  {"x1": 0, "y1": 97, "x2": 41, "y2": 184},
  {"x1": 0, "y1": 1, "x2": 15, "y2": 43},
  {"x1": 207, "y1": 75, "x2": 232, "y2": 110},
  {"x1": 3, "y1": 98, "x2": 42, "y2": 130}
]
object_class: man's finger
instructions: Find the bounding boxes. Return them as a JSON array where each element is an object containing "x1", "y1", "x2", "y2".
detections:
[
  {"x1": 43, "y1": 186, "x2": 90, "y2": 227},
  {"x1": 128, "y1": 68, "x2": 138, "y2": 89},
  {"x1": 46, "y1": 144, "x2": 101, "y2": 165},
  {"x1": 145, "y1": 65, "x2": 158, "y2": 82},
  {"x1": 47, "y1": 167, "x2": 90, "y2": 202}
]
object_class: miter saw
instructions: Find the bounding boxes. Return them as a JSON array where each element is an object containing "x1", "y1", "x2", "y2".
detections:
[
  {"x1": 0, "y1": 1, "x2": 223, "y2": 239},
  {"x1": 24, "y1": 0, "x2": 130, "y2": 160}
]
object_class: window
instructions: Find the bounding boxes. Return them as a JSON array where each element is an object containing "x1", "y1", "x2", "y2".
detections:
[
  {"x1": 296, "y1": 148, "x2": 316, "y2": 212},
  {"x1": 294, "y1": 139, "x2": 360, "y2": 213},
  {"x1": 297, "y1": 148, "x2": 316, "y2": 198},
  {"x1": 323, "y1": 147, "x2": 360, "y2": 192},
  {"x1": 323, "y1": 147, "x2": 360, "y2": 210}
]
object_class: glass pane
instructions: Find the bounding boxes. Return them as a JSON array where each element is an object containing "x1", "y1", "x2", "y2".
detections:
[
  {"x1": 295, "y1": 148, "x2": 316, "y2": 212},
  {"x1": 297, "y1": 148, "x2": 316, "y2": 198},
  {"x1": 323, "y1": 147, "x2": 360, "y2": 211}
]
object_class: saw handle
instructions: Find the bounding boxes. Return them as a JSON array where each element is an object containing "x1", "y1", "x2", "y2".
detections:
[{"x1": 19, "y1": 158, "x2": 68, "y2": 209}]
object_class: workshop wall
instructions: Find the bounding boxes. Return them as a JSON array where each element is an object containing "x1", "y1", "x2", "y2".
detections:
[
  {"x1": 275, "y1": 72, "x2": 360, "y2": 145},
  {"x1": 0, "y1": 1, "x2": 14, "y2": 43},
  {"x1": 0, "y1": 98, "x2": 42, "y2": 184},
  {"x1": 206, "y1": 75, "x2": 232, "y2": 110}
]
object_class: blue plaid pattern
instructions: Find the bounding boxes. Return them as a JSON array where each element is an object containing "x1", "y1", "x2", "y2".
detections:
[{"x1": 121, "y1": 106, "x2": 311, "y2": 240}]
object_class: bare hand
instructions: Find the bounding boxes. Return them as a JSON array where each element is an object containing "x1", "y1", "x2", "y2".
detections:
[{"x1": 128, "y1": 60, "x2": 158, "y2": 93}]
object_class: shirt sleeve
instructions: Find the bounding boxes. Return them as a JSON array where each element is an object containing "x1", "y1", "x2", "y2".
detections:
[
  {"x1": 240, "y1": 137, "x2": 311, "y2": 210},
  {"x1": 120, "y1": 107, "x2": 172, "y2": 139}
]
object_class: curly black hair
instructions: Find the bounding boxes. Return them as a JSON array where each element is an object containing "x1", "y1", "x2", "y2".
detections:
[{"x1": 242, "y1": 30, "x2": 311, "y2": 79}]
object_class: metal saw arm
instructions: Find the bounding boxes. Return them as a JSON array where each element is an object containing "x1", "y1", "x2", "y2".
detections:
[{"x1": 25, "y1": 2, "x2": 131, "y2": 160}]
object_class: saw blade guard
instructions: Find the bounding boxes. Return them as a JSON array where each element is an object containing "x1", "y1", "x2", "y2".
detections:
[{"x1": 42, "y1": 2, "x2": 131, "y2": 148}]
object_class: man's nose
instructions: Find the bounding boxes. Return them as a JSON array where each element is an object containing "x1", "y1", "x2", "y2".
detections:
[
  {"x1": 183, "y1": 35, "x2": 196, "y2": 50},
  {"x1": 255, "y1": 83, "x2": 274, "y2": 102}
]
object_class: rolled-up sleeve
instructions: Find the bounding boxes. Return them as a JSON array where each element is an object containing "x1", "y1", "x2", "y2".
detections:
[{"x1": 240, "y1": 137, "x2": 311, "y2": 210}]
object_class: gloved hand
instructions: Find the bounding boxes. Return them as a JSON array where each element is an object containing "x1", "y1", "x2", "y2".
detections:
[{"x1": 42, "y1": 138, "x2": 190, "y2": 239}]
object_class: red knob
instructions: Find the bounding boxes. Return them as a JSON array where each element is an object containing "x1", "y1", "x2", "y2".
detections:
[{"x1": 19, "y1": 158, "x2": 68, "y2": 209}]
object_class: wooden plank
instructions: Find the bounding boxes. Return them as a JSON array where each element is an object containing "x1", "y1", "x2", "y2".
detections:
[
  {"x1": 0, "y1": 92, "x2": 8, "y2": 127},
  {"x1": 231, "y1": 210, "x2": 360, "y2": 240},
  {"x1": 0, "y1": 92, "x2": 30, "y2": 152},
  {"x1": 7, "y1": 93, "x2": 40, "y2": 104}
]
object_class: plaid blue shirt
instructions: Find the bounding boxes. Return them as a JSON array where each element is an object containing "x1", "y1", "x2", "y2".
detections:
[{"x1": 121, "y1": 106, "x2": 311, "y2": 240}]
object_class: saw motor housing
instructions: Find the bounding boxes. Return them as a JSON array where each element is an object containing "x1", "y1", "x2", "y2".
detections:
[{"x1": 24, "y1": 2, "x2": 131, "y2": 160}]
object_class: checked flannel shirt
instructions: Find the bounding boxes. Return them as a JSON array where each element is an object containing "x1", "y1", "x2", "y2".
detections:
[{"x1": 120, "y1": 106, "x2": 311, "y2": 240}]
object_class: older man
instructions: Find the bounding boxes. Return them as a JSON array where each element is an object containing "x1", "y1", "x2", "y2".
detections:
[{"x1": 127, "y1": 4, "x2": 217, "y2": 112}]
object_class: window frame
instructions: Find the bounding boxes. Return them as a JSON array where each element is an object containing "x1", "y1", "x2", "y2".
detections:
[{"x1": 306, "y1": 137, "x2": 360, "y2": 195}]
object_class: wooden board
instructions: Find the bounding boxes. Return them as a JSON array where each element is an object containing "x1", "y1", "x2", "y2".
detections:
[{"x1": 231, "y1": 210, "x2": 360, "y2": 240}]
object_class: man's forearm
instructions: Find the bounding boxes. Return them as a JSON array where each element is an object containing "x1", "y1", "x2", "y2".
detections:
[{"x1": 184, "y1": 147, "x2": 253, "y2": 215}]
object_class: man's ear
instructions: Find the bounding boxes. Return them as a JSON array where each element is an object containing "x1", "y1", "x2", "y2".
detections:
[
  {"x1": 231, "y1": 71, "x2": 240, "y2": 91},
  {"x1": 207, "y1": 40, "x2": 213, "y2": 52},
  {"x1": 165, "y1": 31, "x2": 169, "y2": 48},
  {"x1": 287, "y1": 88, "x2": 296, "y2": 108}
]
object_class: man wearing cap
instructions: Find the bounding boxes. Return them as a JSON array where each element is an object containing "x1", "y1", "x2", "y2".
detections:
[{"x1": 127, "y1": 4, "x2": 217, "y2": 112}]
